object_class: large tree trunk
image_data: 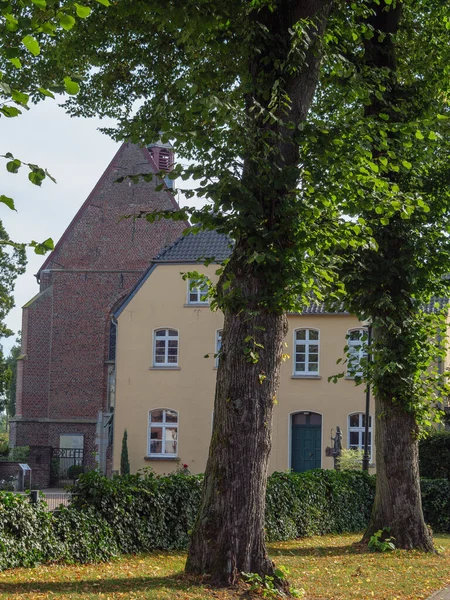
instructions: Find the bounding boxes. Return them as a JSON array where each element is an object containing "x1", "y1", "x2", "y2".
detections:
[
  {"x1": 186, "y1": 0, "x2": 333, "y2": 587},
  {"x1": 186, "y1": 261, "x2": 288, "y2": 585},
  {"x1": 362, "y1": 383, "x2": 434, "y2": 550}
]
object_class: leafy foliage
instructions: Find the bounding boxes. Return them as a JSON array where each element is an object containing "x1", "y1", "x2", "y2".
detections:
[
  {"x1": 70, "y1": 469, "x2": 203, "y2": 553},
  {"x1": 338, "y1": 449, "x2": 365, "y2": 471},
  {"x1": 419, "y1": 431, "x2": 450, "y2": 480},
  {"x1": 0, "y1": 471, "x2": 449, "y2": 570},
  {"x1": 368, "y1": 528, "x2": 396, "y2": 552}
]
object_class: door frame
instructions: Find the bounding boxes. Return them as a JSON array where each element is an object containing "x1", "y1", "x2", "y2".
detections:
[{"x1": 288, "y1": 411, "x2": 323, "y2": 471}]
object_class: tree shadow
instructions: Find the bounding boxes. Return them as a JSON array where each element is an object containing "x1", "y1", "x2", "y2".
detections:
[
  {"x1": 271, "y1": 543, "x2": 369, "y2": 558},
  {"x1": 0, "y1": 572, "x2": 249, "y2": 598}
]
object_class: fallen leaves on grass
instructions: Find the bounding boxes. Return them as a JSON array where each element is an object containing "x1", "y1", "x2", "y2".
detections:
[{"x1": 0, "y1": 534, "x2": 448, "y2": 599}]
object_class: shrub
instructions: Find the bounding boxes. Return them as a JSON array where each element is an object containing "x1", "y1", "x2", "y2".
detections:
[
  {"x1": 265, "y1": 470, "x2": 375, "y2": 541},
  {"x1": 0, "y1": 492, "x2": 58, "y2": 569},
  {"x1": 70, "y1": 469, "x2": 203, "y2": 553},
  {"x1": 120, "y1": 430, "x2": 130, "y2": 476},
  {"x1": 419, "y1": 430, "x2": 450, "y2": 480},
  {"x1": 420, "y1": 478, "x2": 450, "y2": 533},
  {"x1": 0, "y1": 469, "x2": 448, "y2": 571},
  {"x1": 338, "y1": 449, "x2": 364, "y2": 471}
]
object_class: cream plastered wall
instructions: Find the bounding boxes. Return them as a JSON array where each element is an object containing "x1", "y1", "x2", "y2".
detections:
[{"x1": 113, "y1": 263, "x2": 375, "y2": 475}]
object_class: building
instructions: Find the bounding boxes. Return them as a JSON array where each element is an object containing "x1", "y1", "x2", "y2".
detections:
[
  {"x1": 112, "y1": 230, "x2": 377, "y2": 475},
  {"x1": 11, "y1": 142, "x2": 187, "y2": 480}
]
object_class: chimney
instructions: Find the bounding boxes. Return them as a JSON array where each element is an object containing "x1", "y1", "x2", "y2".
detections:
[{"x1": 147, "y1": 137, "x2": 174, "y2": 190}]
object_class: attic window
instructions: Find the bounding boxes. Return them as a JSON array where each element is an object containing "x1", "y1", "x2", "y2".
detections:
[{"x1": 159, "y1": 149, "x2": 171, "y2": 171}]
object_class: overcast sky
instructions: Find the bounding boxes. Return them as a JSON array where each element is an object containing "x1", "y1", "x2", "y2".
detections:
[{"x1": 1, "y1": 99, "x2": 164, "y2": 354}]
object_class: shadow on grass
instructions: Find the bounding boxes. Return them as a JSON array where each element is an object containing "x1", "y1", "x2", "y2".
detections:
[
  {"x1": 270, "y1": 543, "x2": 369, "y2": 558},
  {"x1": 0, "y1": 572, "x2": 248, "y2": 598}
]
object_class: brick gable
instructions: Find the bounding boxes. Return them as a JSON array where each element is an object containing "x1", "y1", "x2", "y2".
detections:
[{"x1": 12, "y1": 142, "x2": 188, "y2": 482}]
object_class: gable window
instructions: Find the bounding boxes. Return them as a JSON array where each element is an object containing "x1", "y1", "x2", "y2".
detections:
[
  {"x1": 215, "y1": 329, "x2": 223, "y2": 367},
  {"x1": 294, "y1": 329, "x2": 320, "y2": 375},
  {"x1": 187, "y1": 279, "x2": 209, "y2": 304},
  {"x1": 154, "y1": 329, "x2": 179, "y2": 366},
  {"x1": 347, "y1": 329, "x2": 367, "y2": 377},
  {"x1": 348, "y1": 412, "x2": 372, "y2": 457},
  {"x1": 148, "y1": 409, "x2": 178, "y2": 456}
]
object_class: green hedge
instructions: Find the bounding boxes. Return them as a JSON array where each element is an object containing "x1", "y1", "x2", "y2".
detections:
[
  {"x1": 0, "y1": 493, "x2": 118, "y2": 569},
  {"x1": 266, "y1": 470, "x2": 375, "y2": 541},
  {"x1": 0, "y1": 469, "x2": 449, "y2": 571},
  {"x1": 419, "y1": 431, "x2": 450, "y2": 480}
]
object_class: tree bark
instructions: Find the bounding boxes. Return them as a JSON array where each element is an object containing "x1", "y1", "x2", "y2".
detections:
[
  {"x1": 185, "y1": 258, "x2": 288, "y2": 584},
  {"x1": 362, "y1": 371, "x2": 434, "y2": 550}
]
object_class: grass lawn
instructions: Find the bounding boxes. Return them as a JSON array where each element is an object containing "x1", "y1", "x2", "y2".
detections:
[{"x1": 0, "y1": 533, "x2": 449, "y2": 599}]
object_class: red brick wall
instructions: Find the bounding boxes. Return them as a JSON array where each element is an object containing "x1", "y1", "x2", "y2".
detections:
[{"x1": 13, "y1": 142, "x2": 187, "y2": 458}]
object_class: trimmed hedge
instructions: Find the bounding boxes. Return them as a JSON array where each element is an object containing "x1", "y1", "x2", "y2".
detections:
[
  {"x1": 0, "y1": 469, "x2": 449, "y2": 570},
  {"x1": 0, "y1": 493, "x2": 118, "y2": 570},
  {"x1": 419, "y1": 431, "x2": 450, "y2": 480},
  {"x1": 266, "y1": 470, "x2": 375, "y2": 541}
]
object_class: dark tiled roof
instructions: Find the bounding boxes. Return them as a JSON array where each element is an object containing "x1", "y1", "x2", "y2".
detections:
[
  {"x1": 154, "y1": 229, "x2": 232, "y2": 263},
  {"x1": 300, "y1": 303, "x2": 348, "y2": 315}
]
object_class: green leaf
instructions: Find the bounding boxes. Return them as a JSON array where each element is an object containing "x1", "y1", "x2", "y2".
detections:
[
  {"x1": 415, "y1": 130, "x2": 424, "y2": 140},
  {"x1": 368, "y1": 161, "x2": 379, "y2": 173},
  {"x1": 0, "y1": 195, "x2": 15, "y2": 211},
  {"x1": 401, "y1": 160, "x2": 412, "y2": 170},
  {"x1": 0, "y1": 106, "x2": 21, "y2": 118},
  {"x1": 8, "y1": 57, "x2": 22, "y2": 69},
  {"x1": 28, "y1": 169, "x2": 46, "y2": 186},
  {"x1": 58, "y1": 13, "x2": 76, "y2": 30},
  {"x1": 21, "y1": 35, "x2": 40, "y2": 56},
  {"x1": 6, "y1": 159, "x2": 21, "y2": 173},
  {"x1": 428, "y1": 131, "x2": 437, "y2": 140},
  {"x1": 75, "y1": 3, "x2": 91, "y2": 18},
  {"x1": 63, "y1": 77, "x2": 80, "y2": 95},
  {"x1": 31, "y1": 0, "x2": 47, "y2": 7},
  {"x1": 11, "y1": 90, "x2": 29, "y2": 106},
  {"x1": 95, "y1": 0, "x2": 111, "y2": 5},
  {"x1": 38, "y1": 87, "x2": 55, "y2": 99}
]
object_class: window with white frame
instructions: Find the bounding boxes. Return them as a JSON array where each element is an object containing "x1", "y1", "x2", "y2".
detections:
[
  {"x1": 148, "y1": 409, "x2": 178, "y2": 456},
  {"x1": 187, "y1": 279, "x2": 209, "y2": 304},
  {"x1": 294, "y1": 329, "x2": 320, "y2": 375},
  {"x1": 347, "y1": 328, "x2": 367, "y2": 377},
  {"x1": 154, "y1": 329, "x2": 179, "y2": 366},
  {"x1": 215, "y1": 329, "x2": 223, "y2": 367},
  {"x1": 348, "y1": 412, "x2": 372, "y2": 457}
]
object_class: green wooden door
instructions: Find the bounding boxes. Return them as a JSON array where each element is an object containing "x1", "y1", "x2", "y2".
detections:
[{"x1": 291, "y1": 424, "x2": 322, "y2": 472}]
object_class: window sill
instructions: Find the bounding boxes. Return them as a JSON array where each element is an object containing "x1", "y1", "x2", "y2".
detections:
[
  {"x1": 144, "y1": 456, "x2": 179, "y2": 461},
  {"x1": 184, "y1": 303, "x2": 210, "y2": 308},
  {"x1": 344, "y1": 376, "x2": 363, "y2": 380},
  {"x1": 149, "y1": 366, "x2": 181, "y2": 371},
  {"x1": 291, "y1": 375, "x2": 322, "y2": 379}
]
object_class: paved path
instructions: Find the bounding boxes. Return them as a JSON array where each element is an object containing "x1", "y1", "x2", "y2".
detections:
[{"x1": 427, "y1": 588, "x2": 450, "y2": 600}]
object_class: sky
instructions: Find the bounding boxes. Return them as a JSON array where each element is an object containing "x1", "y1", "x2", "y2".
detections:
[{"x1": 1, "y1": 99, "x2": 148, "y2": 354}]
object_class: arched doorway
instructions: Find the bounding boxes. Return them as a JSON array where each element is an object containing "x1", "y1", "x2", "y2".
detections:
[{"x1": 291, "y1": 412, "x2": 322, "y2": 472}]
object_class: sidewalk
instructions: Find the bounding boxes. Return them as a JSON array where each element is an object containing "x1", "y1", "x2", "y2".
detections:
[{"x1": 427, "y1": 588, "x2": 450, "y2": 600}]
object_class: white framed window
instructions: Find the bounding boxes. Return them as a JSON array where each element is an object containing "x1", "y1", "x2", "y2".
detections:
[
  {"x1": 148, "y1": 409, "x2": 178, "y2": 456},
  {"x1": 187, "y1": 279, "x2": 209, "y2": 304},
  {"x1": 153, "y1": 328, "x2": 179, "y2": 366},
  {"x1": 347, "y1": 328, "x2": 367, "y2": 377},
  {"x1": 215, "y1": 329, "x2": 223, "y2": 367},
  {"x1": 348, "y1": 412, "x2": 372, "y2": 457},
  {"x1": 294, "y1": 329, "x2": 320, "y2": 375}
]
